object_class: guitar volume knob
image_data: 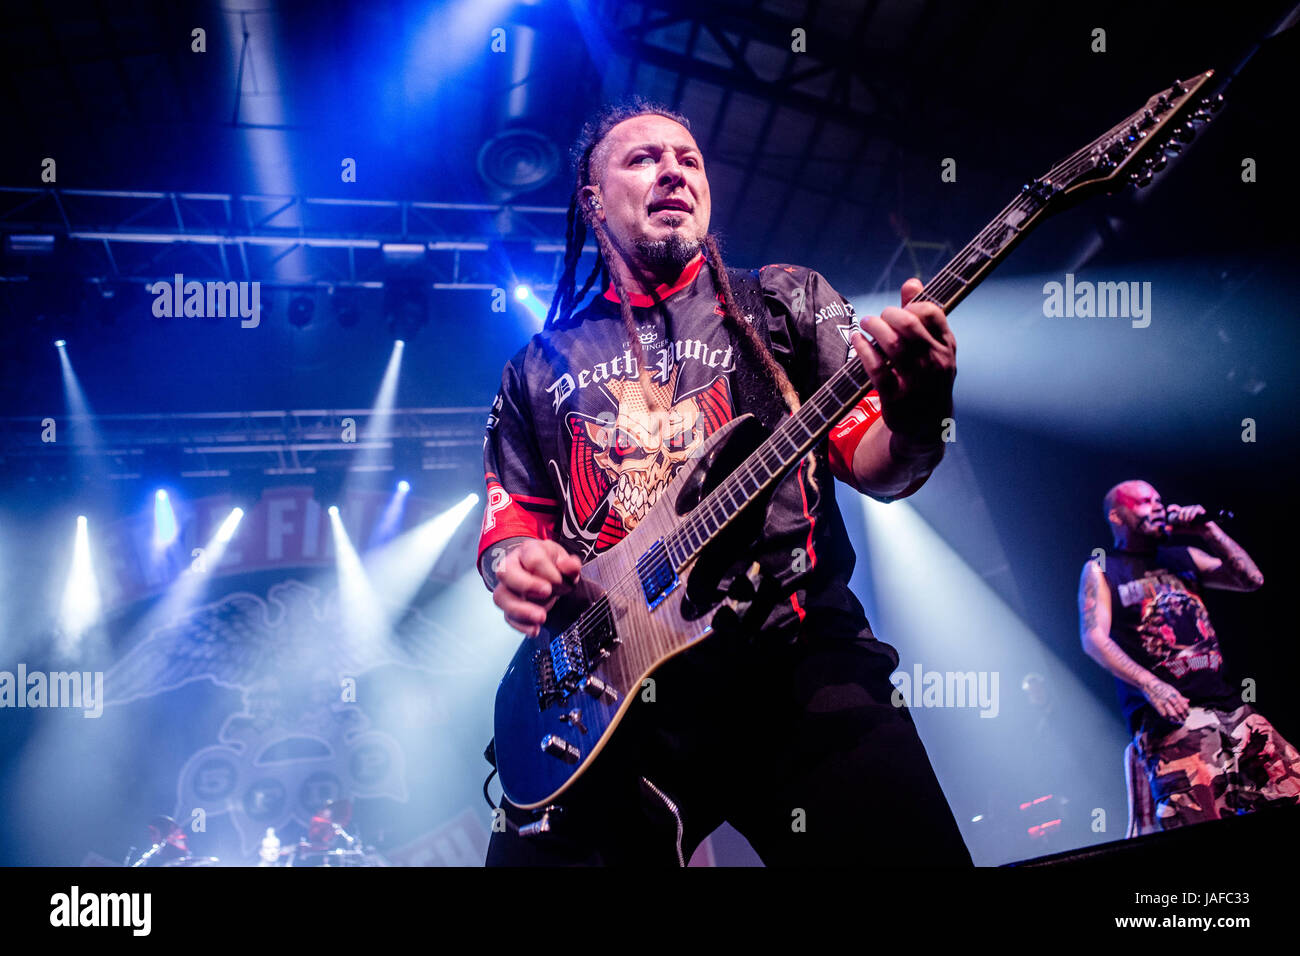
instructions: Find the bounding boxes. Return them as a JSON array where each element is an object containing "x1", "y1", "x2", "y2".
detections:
[
  {"x1": 541, "y1": 734, "x2": 581, "y2": 763},
  {"x1": 580, "y1": 675, "x2": 618, "y2": 702}
]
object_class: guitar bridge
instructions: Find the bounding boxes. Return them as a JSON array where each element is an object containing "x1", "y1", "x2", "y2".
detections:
[
  {"x1": 534, "y1": 601, "x2": 620, "y2": 711},
  {"x1": 533, "y1": 648, "x2": 560, "y2": 711},
  {"x1": 549, "y1": 629, "x2": 586, "y2": 696}
]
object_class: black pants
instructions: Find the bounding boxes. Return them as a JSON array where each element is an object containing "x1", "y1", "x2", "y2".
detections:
[{"x1": 485, "y1": 624, "x2": 973, "y2": 866}]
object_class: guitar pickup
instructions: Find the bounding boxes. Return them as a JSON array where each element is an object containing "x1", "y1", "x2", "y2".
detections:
[{"x1": 636, "y1": 539, "x2": 679, "y2": 610}]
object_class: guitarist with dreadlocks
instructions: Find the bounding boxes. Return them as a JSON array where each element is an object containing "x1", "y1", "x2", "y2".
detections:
[{"x1": 477, "y1": 99, "x2": 969, "y2": 866}]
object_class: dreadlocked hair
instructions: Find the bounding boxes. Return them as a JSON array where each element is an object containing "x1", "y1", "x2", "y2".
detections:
[{"x1": 545, "y1": 97, "x2": 810, "y2": 479}]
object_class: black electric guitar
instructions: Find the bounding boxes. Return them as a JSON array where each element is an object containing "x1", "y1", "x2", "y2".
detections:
[{"x1": 494, "y1": 71, "x2": 1221, "y2": 809}]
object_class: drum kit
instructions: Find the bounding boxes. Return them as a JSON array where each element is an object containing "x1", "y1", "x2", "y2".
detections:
[{"x1": 129, "y1": 801, "x2": 382, "y2": 867}]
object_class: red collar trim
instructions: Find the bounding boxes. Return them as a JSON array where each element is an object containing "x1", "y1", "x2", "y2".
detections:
[{"x1": 603, "y1": 253, "x2": 705, "y2": 307}]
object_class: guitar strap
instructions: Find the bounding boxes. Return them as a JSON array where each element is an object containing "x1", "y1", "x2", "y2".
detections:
[{"x1": 724, "y1": 267, "x2": 789, "y2": 432}]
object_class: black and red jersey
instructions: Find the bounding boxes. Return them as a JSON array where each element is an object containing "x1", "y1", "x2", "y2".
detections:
[{"x1": 478, "y1": 254, "x2": 891, "y2": 646}]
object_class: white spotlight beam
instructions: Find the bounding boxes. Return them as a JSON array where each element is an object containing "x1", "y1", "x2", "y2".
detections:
[
  {"x1": 328, "y1": 505, "x2": 387, "y2": 652},
  {"x1": 860, "y1": 497, "x2": 1130, "y2": 859},
  {"x1": 347, "y1": 341, "x2": 407, "y2": 487},
  {"x1": 363, "y1": 493, "x2": 479, "y2": 619},
  {"x1": 121, "y1": 506, "x2": 246, "y2": 649},
  {"x1": 57, "y1": 516, "x2": 102, "y2": 656}
]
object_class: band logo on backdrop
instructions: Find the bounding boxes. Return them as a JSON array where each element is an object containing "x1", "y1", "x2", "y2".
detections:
[{"x1": 97, "y1": 488, "x2": 483, "y2": 856}]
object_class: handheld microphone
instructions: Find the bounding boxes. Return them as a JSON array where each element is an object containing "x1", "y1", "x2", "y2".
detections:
[{"x1": 1160, "y1": 506, "x2": 1234, "y2": 536}]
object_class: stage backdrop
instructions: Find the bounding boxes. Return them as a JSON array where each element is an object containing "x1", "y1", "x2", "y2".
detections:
[{"x1": 1, "y1": 485, "x2": 521, "y2": 866}]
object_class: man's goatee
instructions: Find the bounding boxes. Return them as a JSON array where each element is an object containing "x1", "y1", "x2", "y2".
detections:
[{"x1": 634, "y1": 233, "x2": 702, "y2": 278}]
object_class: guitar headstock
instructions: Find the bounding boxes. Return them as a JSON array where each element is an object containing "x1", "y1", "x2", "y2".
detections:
[{"x1": 1026, "y1": 70, "x2": 1220, "y2": 209}]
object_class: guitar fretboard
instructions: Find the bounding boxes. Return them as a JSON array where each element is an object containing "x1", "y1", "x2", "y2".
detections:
[
  {"x1": 661, "y1": 72, "x2": 1213, "y2": 571},
  {"x1": 660, "y1": 150, "x2": 1085, "y2": 569}
]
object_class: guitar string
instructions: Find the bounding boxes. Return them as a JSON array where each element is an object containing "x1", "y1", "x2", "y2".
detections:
[
  {"x1": 557, "y1": 132, "x2": 1126, "y2": 658},
  {"x1": 663, "y1": 86, "x2": 1189, "y2": 556},
  {"x1": 552, "y1": 91, "x2": 1185, "y2": 664},
  {"x1": 629, "y1": 119, "x2": 1133, "y2": 602},
  {"x1": 661, "y1": 93, "x2": 1172, "y2": 555}
]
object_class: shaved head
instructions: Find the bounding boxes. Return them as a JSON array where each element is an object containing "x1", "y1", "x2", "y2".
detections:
[
  {"x1": 1104, "y1": 479, "x2": 1165, "y2": 546},
  {"x1": 1103, "y1": 480, "x2": 1150, "y2": 524}
]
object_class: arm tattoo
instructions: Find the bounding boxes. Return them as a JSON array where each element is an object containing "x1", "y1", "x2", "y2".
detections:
[
  {"x1": 1088, "y1": 631, "x2": 1158, "y2": 692},
  {"x1": 479, "y1": 537, "x2": 530, "y2": 591},
  {"x1": 1080, "y1": 568, "x2": 1099, "y2": 636},
  {"x1": 1079, "y1": 566, "x2": 1155, "y2": 692},
  {"x1": 1201, "y1": 524, "x2": 1264, "y2": 589}
]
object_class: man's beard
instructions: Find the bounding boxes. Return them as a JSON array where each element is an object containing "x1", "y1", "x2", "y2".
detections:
[{"x1": 633, "y1": 232, "x2": 702, "y2": 281}]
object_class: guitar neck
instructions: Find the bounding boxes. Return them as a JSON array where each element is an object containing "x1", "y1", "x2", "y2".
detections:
[
  {"x1": 664, "y1": 70, "x2": 1219, "y2": 570},
  {"x1": 664, "y1": 179, "x2": 1072, "y2": 570}
]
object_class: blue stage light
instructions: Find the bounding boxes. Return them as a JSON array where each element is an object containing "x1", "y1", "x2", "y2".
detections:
[{"x1": 153, "y1": 490, "x2": 178, "y2": 548}]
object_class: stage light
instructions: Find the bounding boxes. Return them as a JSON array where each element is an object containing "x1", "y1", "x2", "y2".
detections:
[
  {"x1": 58, "y1": 515, "x2": 101, "y2": 650},
  {"x1": 331, "y1": 288, "x2": 362, "y2": 328},
  {"x1": 288, "y1": 293, "x2": 315, "y2": 328},
  {"x1": 54, "y1": 339, "x2": 66, "y2": 348},
  {"x1": 369, "y1": 478, "x2": 413, "y2": 547},
  {"x1": 363, "y1": 492, "x2": 480, "y2": 615},
  {"x1": 478, "y1": 129, "x2": 560, "y2": 197},
  {"x1": 215, "y1": 507, "x2": 245, "y2": 543},
  {"x1": 858, "y1": 496, "x2": 1131, "y2": 863},
  {"x1": 346, "y1": 339, "x2": 407, "y2": 492},
  {"x1": 153, "y1": 490, "x2": 178, "y2": 549},
  {"x1": 329, "y1": 500, "x2": 386, "y2": 651},
  {"x1": 55, "y1": 338, "x2": 104, "y2": 464},
  {"x1": 384, "y1": 281, "x2": 428, "y2": 342},
  {"x1": 5, "y1": 233, "x2": 55, "y2": 255},
  {"x1": 512, "y1": 284, "x2": 547, "y2": 328},
  {"x1": 381, "y1": 242, "x2": 426, "y2": 263}
]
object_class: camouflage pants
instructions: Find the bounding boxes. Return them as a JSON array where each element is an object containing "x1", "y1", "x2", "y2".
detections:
[{"x1": 1136, "y1": 703, "x2": 1300, "y2": 830}]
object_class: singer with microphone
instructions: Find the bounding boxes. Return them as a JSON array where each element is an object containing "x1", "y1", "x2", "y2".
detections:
[{"x1": 1077, "y1": 479, "x2": 1300, "y2": 831}]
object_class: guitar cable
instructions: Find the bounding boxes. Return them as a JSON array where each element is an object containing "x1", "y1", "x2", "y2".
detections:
[{"x1": 482, "y1": 737, "x2": 499, "y2": 811}]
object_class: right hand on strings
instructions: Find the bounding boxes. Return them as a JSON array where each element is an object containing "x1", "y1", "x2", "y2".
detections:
[{"x1": 492, "y1": 539, "x2": 582, "y2": 637}]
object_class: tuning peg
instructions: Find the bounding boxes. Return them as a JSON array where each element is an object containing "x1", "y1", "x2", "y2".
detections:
[
  {"x1": 1201, "y1": 93, "x2": 1224, "y2": 113},
  {"x1": 1163, "y1": 139, "x2": 1183, "y2": 155},
  {"x1": 1173, "y1": 125, "x2": 1196, "y2": 143},
  {"x1": 1130, "y1": 168, "x2": 1154, "y2": 187},
  {"x1": 1146, "y1": 153, "x2": 1167, "y2": 172}
]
